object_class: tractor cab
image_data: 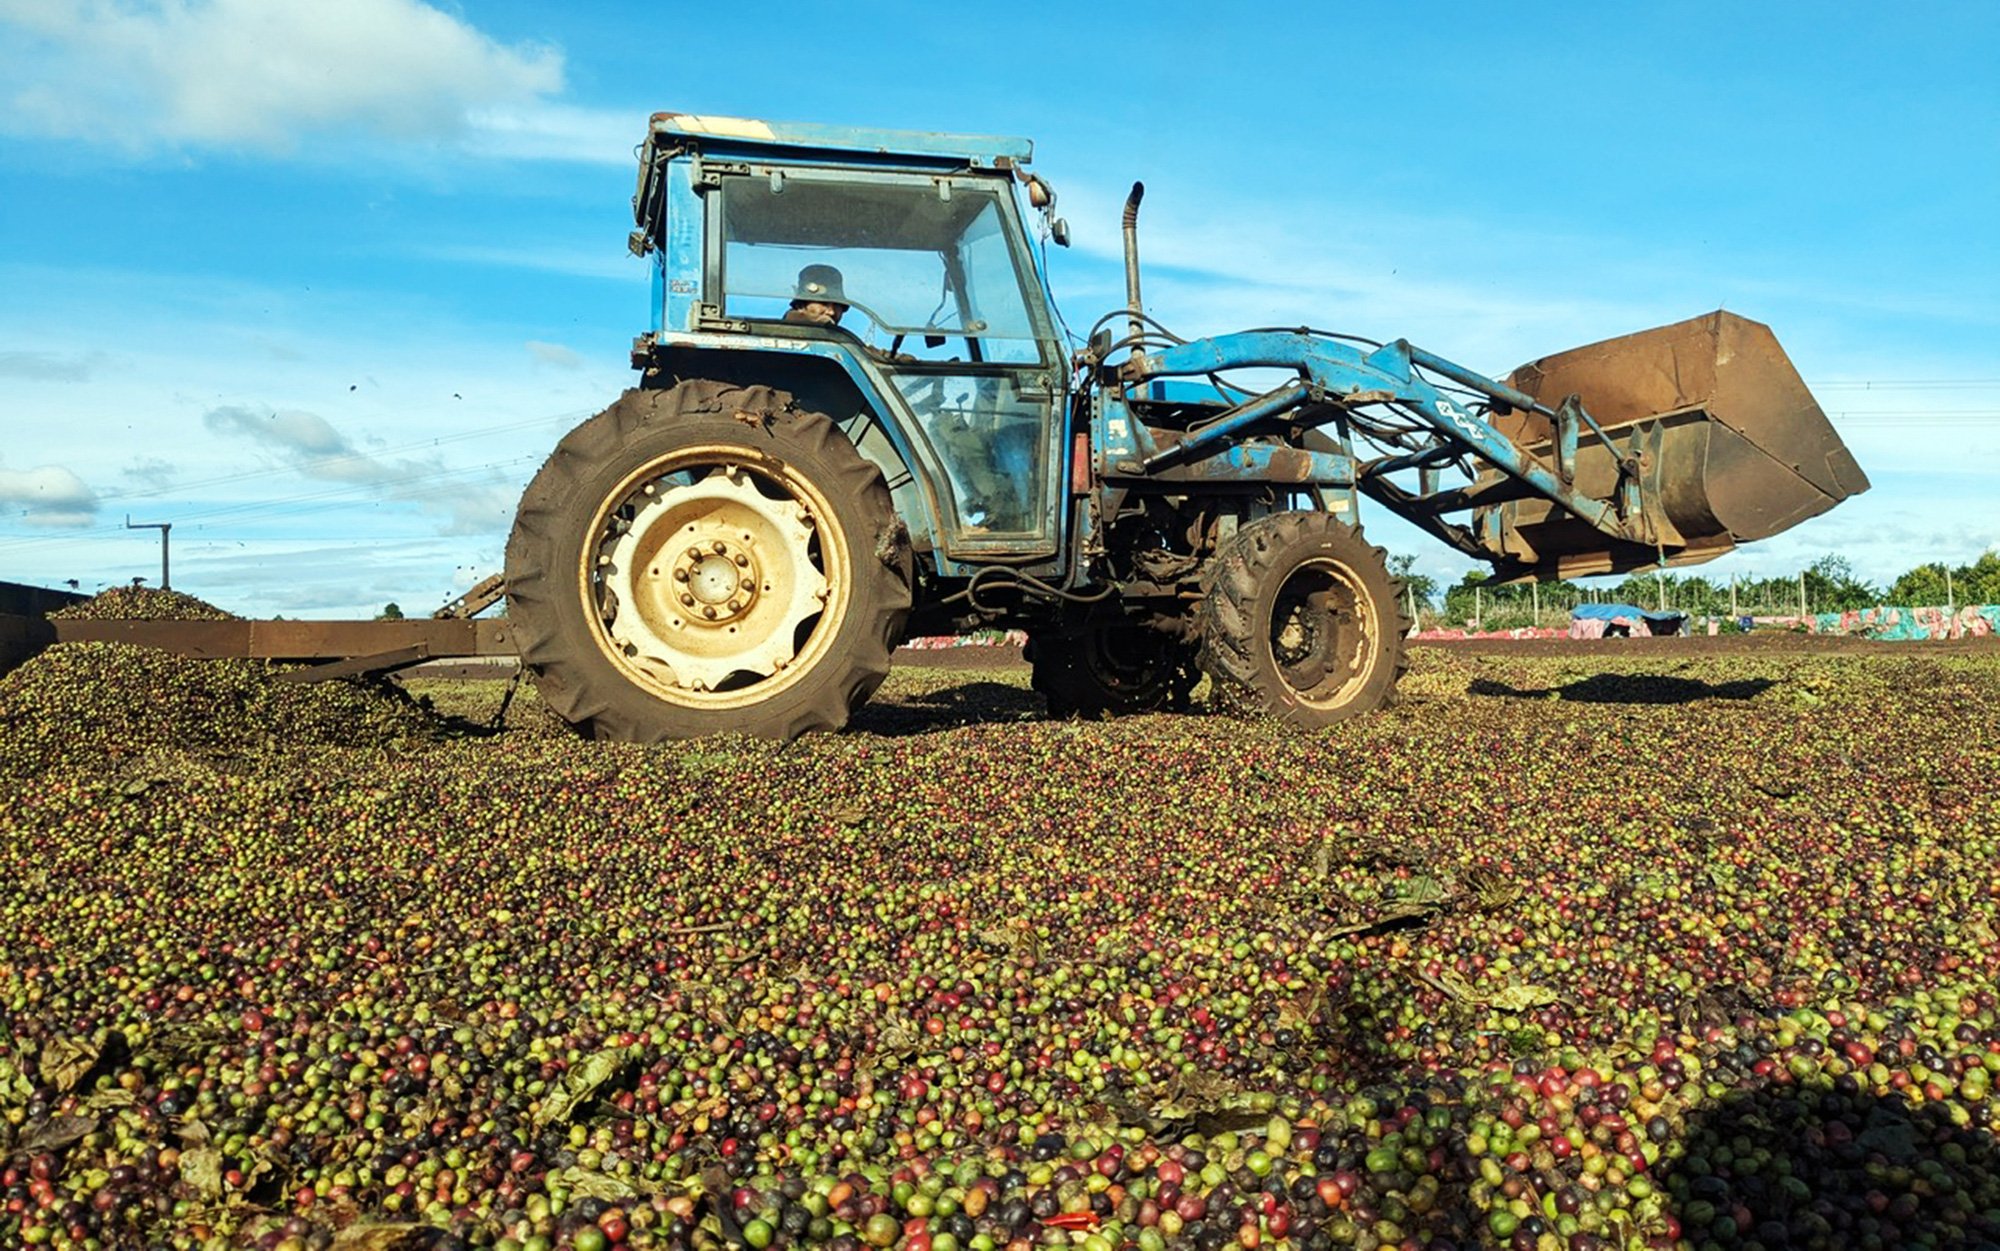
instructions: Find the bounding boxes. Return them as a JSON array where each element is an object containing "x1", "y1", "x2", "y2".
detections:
[{"x1": 631, "y1": 113, "x2": 1073, "y2": 566}]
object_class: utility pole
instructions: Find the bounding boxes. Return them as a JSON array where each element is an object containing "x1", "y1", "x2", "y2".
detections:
[
  {"x1": 1474, "y1": 585, "x2": 1482, "y2": 632},
  {"x1": 1656, "y1": 569, "x2": 1666, "y2": 612},
  {"x1": 1729, "y1": 573, "x2": 1738, "y2": 618},
  {"x1": 1946, "y1": 566, "x2": 1955, "y2": 616},
  {"x1": 1798, "y1": 571, "x2": 1807, "y2": 622},
  {"x1": 1531, "y1": 579, "x2": 1541, "y2": 627},
  {"x1": 126, "y1": 516, "x2": 172, "y2": 590}
]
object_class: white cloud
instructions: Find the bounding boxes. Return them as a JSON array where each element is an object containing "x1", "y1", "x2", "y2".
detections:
[
  {"x1": 462, "y1": 101, "x2": 633, "y2": 164},
  {"x1": 0, "y1": 350, "x2": 108, "y2": 381},
  {"x1": 202, "y1": 403, "x2": 514, "y2": 534},
  {"x1": 0, "y1": 461, "x2": 100, "y2": 527},
  {"x1": 525, "y1": 340, "x2": 584, "y2": 369},
  {"x1": 121, "y1": 457, "x2": 179, "y2": 491},
  {"x1": 424, "y1": 243, "x2": 644, "y2": 282},
  {"x1": 0, "y1": 0, "x2": 565, "y2": 155}
]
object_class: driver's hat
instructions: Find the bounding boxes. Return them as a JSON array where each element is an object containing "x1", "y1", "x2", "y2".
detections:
[{"x1": 794, "y1": 264, "x2": 848, "y2": 305}]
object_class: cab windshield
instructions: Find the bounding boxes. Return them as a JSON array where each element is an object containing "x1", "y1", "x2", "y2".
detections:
[{"x1": 719, "y1": 170, "x2": 1047, "y2": 364}]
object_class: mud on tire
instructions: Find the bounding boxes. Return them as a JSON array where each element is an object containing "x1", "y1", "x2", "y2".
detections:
[
  {"x1": 1197, "y1": 512, "x2": 1409, "y2": 726},
  {"x1": 505, "y1": 381, "x2": 913, "y2": 741},
  {"x1": 1026, "y1": 626, "x2": 1198, "y2": 720}
]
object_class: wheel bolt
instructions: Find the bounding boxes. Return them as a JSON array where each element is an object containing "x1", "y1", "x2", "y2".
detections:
[
  {"x1": 680, "y1": 593, "x2": 695, "y2": 606},
  {"x1": 674, "y1": 569, "x2": 688, "y2": 582},
  {"x1": 740, "y1": 578, "x2": 755, "y2": 591},
  {"x1": 701, "y1": 606, "x2": 717, "y2": 619},
  {"x1": 685, "y1": 546, "x2": 702, "y2": 560},
  {"x1": 734, "y1": 554, "x2": 750, "y2": 566},
  {"x1": 712, "y1": 541, "x2": 728, "y2": 555}
]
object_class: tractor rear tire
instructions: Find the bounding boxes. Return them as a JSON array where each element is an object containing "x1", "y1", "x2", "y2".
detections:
[
  {"x1": 505, "y1": 381, "x2": 913, "y2": 741},
  {"x1": 1027, "y1": 626, "x2": 1197, "y2": 719},
  {"x1": 1198, "y1": 513, "x2": 1409, "y2": 726}
]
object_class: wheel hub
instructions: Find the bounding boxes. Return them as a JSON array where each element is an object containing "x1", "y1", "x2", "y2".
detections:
[
  {"x1": 600, "y1": 465, "x2": 831, "y2": 692},
  {"x1": 674, "y1": 540, "x2": 760, "y2": 621}
]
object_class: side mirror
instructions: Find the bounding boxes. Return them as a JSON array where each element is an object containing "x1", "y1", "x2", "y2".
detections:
[
  {"x1": 1050, "y1": 217, "x2": 1071, "y2": 248},
  {"x1": 924, "y1": 334, "x2": 946, "y2": 349}
]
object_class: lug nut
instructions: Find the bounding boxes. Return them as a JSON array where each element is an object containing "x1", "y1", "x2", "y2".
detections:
[
  {"x1": 674, "y1": 569, "x2": 689, "y2": 582},
  {"x1": 686, "y1": 546, "x2": 702, "y2": 560},
  {"x1": 680, "y1": 593, "x2": 695, "y2": 606},
  {"x1": 734, "y1": 554, "x2": 750, "y2": 566},
  {"x1": 740, "y1": 578, "x2": 755, "y2": 591},
  {"x1": 701, "y1": 606, "x2": 717, "y2": 619},
  {"x1": 712, "y1": 541, "x2": 728, "y2": 555}
]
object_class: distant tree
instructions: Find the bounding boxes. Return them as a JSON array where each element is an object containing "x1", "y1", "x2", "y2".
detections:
[
  {"x1": 1608, "y1": 571, "x2": 1668, "y2": 610},
  {"x1": 377, "y1": 602, "x2": 405, "y2": 621},
  {"x1": 1677, "y1": 575, "x2": 1714, "y2": 613},
  {"x1": 1890, "y1": 562, "x2": 1952, "y2": 606},
  {"x1": 1958, "y1": 550, "x2": 2000, "y2": 604},
  {"x1": 1802, "y1": 554, "x2": 1877, "y2": 612},
  {"x1": 1442, "y1": 570, "x2": 1491, "y2": 625},
  {"x1": 1388, "y1": 555, "x2": 1440, "y2": 611}
]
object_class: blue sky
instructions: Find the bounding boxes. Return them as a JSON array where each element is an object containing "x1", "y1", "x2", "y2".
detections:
[{"x1": 2, "y1": 0, "x2": 1995, "y2": 616}]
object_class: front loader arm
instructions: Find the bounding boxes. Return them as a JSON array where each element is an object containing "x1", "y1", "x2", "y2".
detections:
[{"x1": 1123, "y1": 331, "x2": 1651, "y2": 553}]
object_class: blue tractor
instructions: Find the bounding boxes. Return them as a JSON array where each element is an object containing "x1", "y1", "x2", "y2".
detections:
[{"x1": 504, "y1": 112, "x2": 1868, "y2": 740}]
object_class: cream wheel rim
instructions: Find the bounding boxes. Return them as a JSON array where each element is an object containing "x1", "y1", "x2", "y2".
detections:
[
  {"x1": 1268, "y1": 556, "x2": 1378, "y2": 709},
  {"x1": 585, "y1": 452, "x2": 849, "y2": 708}
]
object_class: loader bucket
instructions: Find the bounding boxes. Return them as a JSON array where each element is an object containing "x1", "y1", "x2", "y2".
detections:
[{"x1": 1482, "y1": 310, "x2": 1869, "y2": 577}]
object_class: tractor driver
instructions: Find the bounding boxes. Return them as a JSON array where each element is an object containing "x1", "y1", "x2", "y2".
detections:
[
  {"x1": 784, "y1": 263, "x2": 918, "y2": 365},
  {"x1": 784, "y1": 264, "x2": 850, "y2": 327}
]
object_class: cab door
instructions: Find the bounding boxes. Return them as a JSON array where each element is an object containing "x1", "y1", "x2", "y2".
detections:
[{"x1": 713, "y1": 167, "x2": 1066, "y2": 561}]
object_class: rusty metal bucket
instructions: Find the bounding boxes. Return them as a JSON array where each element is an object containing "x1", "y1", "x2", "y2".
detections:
[{"x1": 1482, "y1": 311, "x2": 1869, "y2": 578}]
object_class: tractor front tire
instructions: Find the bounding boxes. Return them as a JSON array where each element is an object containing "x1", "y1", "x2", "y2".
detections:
[
  {"x1": 1198, "y1": 513, "x2": 1409, "y2": 726},
  {"x1": 1027, "y1": 626, "x2": 1197, "y2": 719},
  {"x1": 505, "y1": 381, "x2": 912, "y2": 741}
]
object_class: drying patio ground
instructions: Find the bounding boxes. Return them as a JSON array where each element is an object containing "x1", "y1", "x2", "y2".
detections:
[{"x1": 2, "y1": 643, "x2": 1996, "y2": 1250}]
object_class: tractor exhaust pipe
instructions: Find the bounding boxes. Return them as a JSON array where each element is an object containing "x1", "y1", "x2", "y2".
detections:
[{"x1": 1122, "y1": 181, "x2": 1145, "y2": 348}]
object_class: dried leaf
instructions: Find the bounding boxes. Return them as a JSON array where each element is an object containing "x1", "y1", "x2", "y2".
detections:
[
  {"x1": 554, "y1": 1165, "x2": 654, "y2": 1202},
  {"x1": 1393, "y1": 875, "x2": 1447, "y2": 906},
  {"x1": 82, "y1": 1088, "x2": 137, "y2": 1113},
  {"x1": 21, "y1": 1114, "x2": 95, "y2": 1152},
  {"x1": 179, "y1": 1146, "x2": 225, "y2": 1198},
  {"x1": 1461, "y1": 866, "x2": 1521, "y2": 910},
  {"x1": 0, "y1": 1054, "x2": 33, "y2": 1104},
  {"x1": 532, "y1": 1045, "x2": 638, "y2": 1131},
  {"x1": 331, "y1": 1224, "x2": 444, "y2": 1251},
  {"x1": 39, "y1": 1035, "x2": 100, "y2": 1093},
  {"x1": 1323, "y1": 902, "x2": 1442, "y2": 939},
  {"x1": 1488, "y1": 983, "x2": 1561, "y2": 1013}
]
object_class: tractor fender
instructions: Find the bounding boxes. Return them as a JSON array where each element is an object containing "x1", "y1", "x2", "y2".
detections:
[{"x1": 647, "y1": 336, "x2": 952, "y2": 558}]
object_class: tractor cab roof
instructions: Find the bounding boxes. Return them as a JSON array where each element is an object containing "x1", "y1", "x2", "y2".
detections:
[{"x1": 644, "y1": 111, "x2": 1033, "y2": 170}]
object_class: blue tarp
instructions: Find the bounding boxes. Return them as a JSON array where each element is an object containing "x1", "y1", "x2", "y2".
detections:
[{"x1": 1571, "y1": 602, "x2": 1684, "y2": 624}]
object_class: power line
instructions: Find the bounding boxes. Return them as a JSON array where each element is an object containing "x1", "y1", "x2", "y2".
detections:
[
  {"x1": 1827, "y1": 410, "x2": 2000, "y2": 426},
  {"x1": 102, "y1": 409, "x2": 583, "y2": 505},
  {"x1": 0, "y1": 455, "x2": 539, "y2": 554},
  {"x1": 1811, "y1": 379, "x2": 2000, "y2": 390}
]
